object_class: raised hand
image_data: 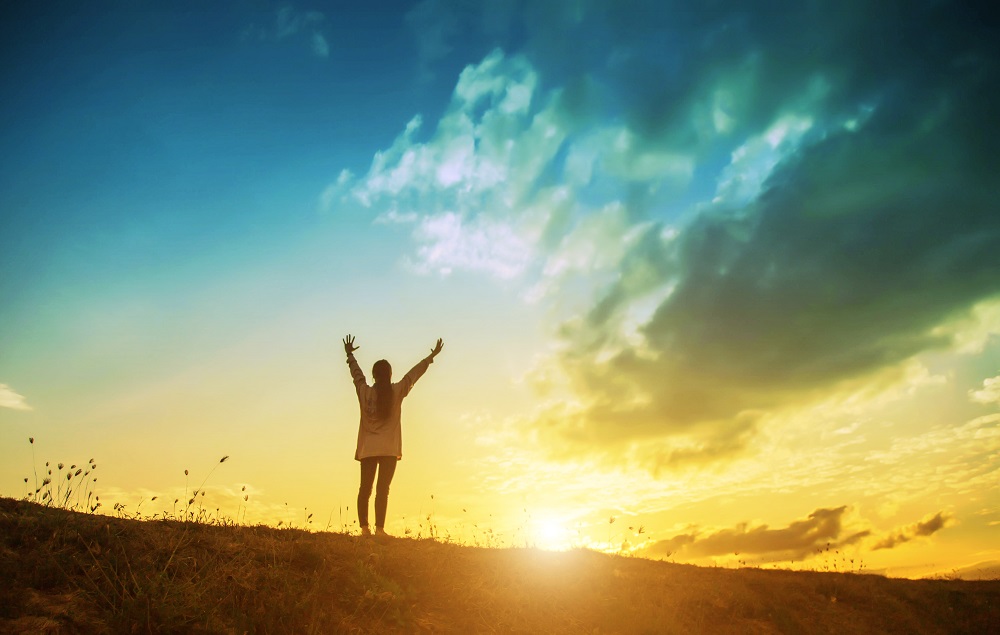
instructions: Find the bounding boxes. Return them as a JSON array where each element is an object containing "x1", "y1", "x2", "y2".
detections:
[
  {"x1": 343, "y1": 334, "x2": 359, "y2": 355},
  {"x1": 429, "y1": 338, "x2": 443, "y2": 359}
]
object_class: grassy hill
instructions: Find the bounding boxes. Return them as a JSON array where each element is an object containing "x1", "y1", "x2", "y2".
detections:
[{"x1": 1, "y1": 498, "x2": 996, "y2": 634}]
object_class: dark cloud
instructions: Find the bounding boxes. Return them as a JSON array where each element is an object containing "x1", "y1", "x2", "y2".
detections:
[
  {"x1": 644, "y1": 506, "x2": 870, "y2": 562},
  {"x1": 523, "y1": 0, "x2": 1000, "y2": 468},
  {"x1": 395, "y1": 2, "x2": 1000, "y2": 467},
  {"x1": 424, "y1": 1, "x2": 998, "y2": 153},
  {"x1": 873, "y1": 512, "x2": 951, "y2": 550}
]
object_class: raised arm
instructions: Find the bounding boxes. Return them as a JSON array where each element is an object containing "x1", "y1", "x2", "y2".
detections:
[
  {"x1": 343, "y1": 334, "x2": 366, "y2": 388},
  {"x1": 428, "y1": 338, "x2": 443, "y2": 361},
  {"x1": 399, "y1": 338, "x2": 443, "y2": 397}
]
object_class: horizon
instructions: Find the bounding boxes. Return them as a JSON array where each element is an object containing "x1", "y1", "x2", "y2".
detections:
[{"x1": 1, "y1": 1, "x2": 998, "y2": 580}]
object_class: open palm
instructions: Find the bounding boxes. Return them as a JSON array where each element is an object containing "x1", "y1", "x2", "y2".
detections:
[{"x1": 343, "y1": 334, "x2": 359, "y2": 355}]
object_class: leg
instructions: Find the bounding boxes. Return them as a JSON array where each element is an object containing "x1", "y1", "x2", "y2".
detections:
[
  {"x1": 373, "y1": 456, "x2": 398, "y2": 530},
  {"x1": 357, "y1": 458, "x2": 377, "y2": 532}
]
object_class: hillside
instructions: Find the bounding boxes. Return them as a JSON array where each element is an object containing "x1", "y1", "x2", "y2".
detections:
[{"x1": 1, "y1": 498, "x2": 996, "y2": 634}]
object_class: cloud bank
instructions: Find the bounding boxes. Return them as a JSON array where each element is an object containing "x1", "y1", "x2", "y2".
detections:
[{"x1": 329, "y1": 1, "x2": 1000, "y2": 469}]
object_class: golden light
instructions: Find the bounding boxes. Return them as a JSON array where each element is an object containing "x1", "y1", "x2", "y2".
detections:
[{"x1": 532, "y1": 517, "x2": 573, "y2": 551}]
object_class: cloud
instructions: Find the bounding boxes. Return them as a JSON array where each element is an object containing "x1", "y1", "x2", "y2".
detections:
[
  {"x1": 243, "y1": 5, "x2": 329, "y2": 58},
  {"x1": 873, "y1": 512, "x2": 951, "y2": 550},
  {"x1": 327, "y1": 49, "x2": 568, "y2": 278},
  {"x1": 970, "y1": 376, "x2": 1000, "y2": 406},
  {"x1": 514, "y1": 1, "x2": 1000, "y2": 469},
  {"x1": 644, "y1": 506, "x2": 870, "y2": 562},
  {"x1": 327, "y1": 46, "x2": 703, "y2": 282},
  {"x1": 0, "y1": 384, "x2": 31, "y2": 411},
  {"x1": 405, "y1": 0, "x2": 459, "y2": 82},
  {"x1": 327, "y1": 2, "x2": 1000, "y2": 470},
  {"x1": 349, "y1": 49, "x2": 545, "y2": 203},
  {"x1": 410, "y1": 212, "x2": 532, "y2": 278},
  {"x1": 310, "y1": 32, "x2": 329, "y2": 58}
]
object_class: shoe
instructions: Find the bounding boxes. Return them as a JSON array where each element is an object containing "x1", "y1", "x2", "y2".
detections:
[
  {"x1": 361, "y1": 527, "x2": 372, "y2": 538},
  {"x1": 375, "y1": 527, "x2": 390, "y2": 539}
]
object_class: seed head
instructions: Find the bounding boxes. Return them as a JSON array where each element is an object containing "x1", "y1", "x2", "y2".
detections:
[
  {"x1": 58, "y1": 463, "x2": 64, "y2": 470},
  {"x1": 219, "y1": 455, "x2": 229, "y2": 463},
  {"x1": 29, "y1": 437, "x2": 34, "y2": 444}
]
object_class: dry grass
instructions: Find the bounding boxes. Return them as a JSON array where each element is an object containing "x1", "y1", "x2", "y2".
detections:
[{"x1": 1, "y1": 498, "x2": 997, "y2": 634}]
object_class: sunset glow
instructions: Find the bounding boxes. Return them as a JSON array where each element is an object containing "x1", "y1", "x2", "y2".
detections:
[
  {"x1": 1, "y1": 1, "x2": 998, "y2": 580},
  {"x1": 531, "y1": 516, "x2": 574, "y2": 552}
]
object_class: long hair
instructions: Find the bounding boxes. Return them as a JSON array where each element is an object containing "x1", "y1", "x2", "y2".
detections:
[{"x1": 372, "y1": 359, "x2": 392, "y2": 419}]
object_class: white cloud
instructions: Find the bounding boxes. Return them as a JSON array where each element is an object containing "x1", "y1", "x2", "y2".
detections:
[
  {"x1": 714, "y1": 113, "x2": 814, "y2": 205},
  {"x1": 410, "y1": 213, "x2": 533, "y2": 279},
  {"x1": 330, "y1": 48, "x2": 708, "y2": 287},
  {"x1": 374, "y1": 209, "x2": 419, "y2": 225},
  {"x1": 970, "y1": 375, "x2": 1000, "y2": 405},
  {"x1": 934, "y1": 299, "x2": 1000, "y2": 355},
  {"x1": 349, "y1": 52, "x2": 546, "y2": 207},
  {"x1": 334, "y1": 51, "x2": 559, "y2": 279},
  {"x1": 0, "y1": 384, "x2": 31, "y2": 411},
  {"x1": 541, "y1": 202, "x2": 634, "y2": 279}
]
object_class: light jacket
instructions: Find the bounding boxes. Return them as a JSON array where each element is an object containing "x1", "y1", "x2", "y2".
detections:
[{"x1": 347, "y1": 351, "x2": 432, "y2": 460}]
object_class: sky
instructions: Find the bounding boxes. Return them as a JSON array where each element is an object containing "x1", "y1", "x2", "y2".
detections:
[{"x1": 1, "y1": 0, "x2": 998, "y2": 579}]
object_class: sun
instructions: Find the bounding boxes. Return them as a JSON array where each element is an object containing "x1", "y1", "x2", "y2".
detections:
[{"x1": 532, "y1": 517, "x2": 573, "y2": 551}]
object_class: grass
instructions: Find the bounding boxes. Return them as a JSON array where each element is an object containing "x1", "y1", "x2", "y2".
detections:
[
  {"x1": 5, "y1": 440, "x2": 998, "y2": 632},
  {"x1": 1, "y1": 498, "x2": 998, "y2": 634}
]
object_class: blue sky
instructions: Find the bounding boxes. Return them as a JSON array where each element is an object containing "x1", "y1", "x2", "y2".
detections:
[{"x1": 2, "y1": 1, "x2": 999, "y2": 577}]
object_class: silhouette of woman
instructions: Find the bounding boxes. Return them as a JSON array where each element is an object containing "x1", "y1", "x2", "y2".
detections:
[{"x1": 343, "y1": 334, "x2": 443, "y2": 537}]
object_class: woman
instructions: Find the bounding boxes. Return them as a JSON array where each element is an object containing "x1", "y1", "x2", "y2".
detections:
[{"x1": 343, "y1": 334, "x2": 443, "y2": 537}]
